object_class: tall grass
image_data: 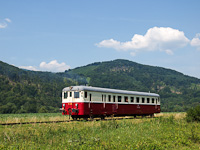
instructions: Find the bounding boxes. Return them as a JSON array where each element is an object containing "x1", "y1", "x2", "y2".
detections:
[{"x1": 0, "y1": 113, "x2": 200, "y2": 149}]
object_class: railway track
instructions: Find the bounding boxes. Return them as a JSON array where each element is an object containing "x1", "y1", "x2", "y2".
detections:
[
  {"x1": 0, "y1": 120, "x2": 70, "y2": 126},
  {"x1": 0, "y1": 116, "x2": 143, "y2": 126}
]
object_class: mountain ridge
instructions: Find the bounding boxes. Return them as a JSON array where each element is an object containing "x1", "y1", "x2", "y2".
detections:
[
  {"x1": 62, "y1": 59, "x2": 200, "y2": 112},
  {"x1": 1, "y1": 59, "x2": 200, "y2": 113}
]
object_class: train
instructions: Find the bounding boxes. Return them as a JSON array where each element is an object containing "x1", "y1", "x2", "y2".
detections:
[{"x1": 61, "y1": 86, "x2": 160, "y2": 120}]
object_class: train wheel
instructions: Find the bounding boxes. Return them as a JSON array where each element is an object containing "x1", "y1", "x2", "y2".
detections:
[
  {"x1": 101, "y1": 115, "x2": 105, "y2": 120},
  {"x1": 90, "y1": 115, "x2": 94, "y2": 121},
  {"x1": 72, "y1": 116, "x2": 77, "y2": 120},
  {"x1": 84, "y1": 117, "x2": 88, "y2": 121},
  {"x1": 150, "y1": 114, "x2": 154, "y2": 118},
  {"x1": 111, "y1": 114, "x2": 114, "y2": 120}
]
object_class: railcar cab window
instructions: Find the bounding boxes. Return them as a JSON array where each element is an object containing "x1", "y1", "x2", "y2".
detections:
[
  {"x1": 70, "y1": 92, "x2": 72, "y2": 97},
  {"x1": 125, "y1": 96, "x2": 128, "y2": 102},
  {"x1": 64, "y1": 92, "x2": 68, "y2": 99},
  {"x1": 147, "y1": 98, "x2": 150, "y2": 103},
  {"x1": 152, "y1": 98, "x2": 155, "y2": 103},
  {"x1": 85, "y1": 91, "x2": 87, "y2": 98},
  {"x1": 113, "y1": 96, "x2": 116, "y2": 102},
  {"x1": 136, "y1": 97, "x2": 140, "y2": 103},
  {"x1": 108, "y1": 95, "x2": 111, "y2": 102},
  {"x1": 142, "y1": 98, "x2": 145, "y2": 103},
  {"x1": 131, "y1": 97, "x2": 134, "y2": 103},
  {"x1": 118, "y1": 96, "x2": 122, "y2": 102},
  {"x1": 74, "y1": 92, "x2": 79, "y2": 98},
  {"x1": 90, "y1": 94, "x2": 92, "y2": 101}
]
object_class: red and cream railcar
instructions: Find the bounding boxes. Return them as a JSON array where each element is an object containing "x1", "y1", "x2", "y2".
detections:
[{"x1": 61, "y1": 86, "x2": 160, "y2": 119}]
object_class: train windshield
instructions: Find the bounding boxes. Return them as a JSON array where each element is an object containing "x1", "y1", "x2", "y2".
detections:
[
  {"x1": 74, "y1": 92, "x2": 80, "y2": 98},
  {"x1": 64, "y1": 92, "x2": 68, "y2": 99}
]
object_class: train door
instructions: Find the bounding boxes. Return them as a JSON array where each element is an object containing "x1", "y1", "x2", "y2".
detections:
[
  {"x1": 67, "y1": 91, "x2": 73, "y2": 115},
  {"x1": 112, "y1": 95, "x2": 117, "y2": 114},
  {"x1": 155, "y1": 98, "x2": 159, "y2": 112},
  {"x1": 89, "y1": 93, "x2": 93, "y2": 116},
  {"x1": 101, "y1": 94, "x2": 106, "y2": 115}
]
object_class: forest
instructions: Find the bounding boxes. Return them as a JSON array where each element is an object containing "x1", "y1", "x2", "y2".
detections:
[
  {"x1": 0, "y1": 59, "x2": 200, "y2": 113},
  {"x1": 0, "y1": 61, "x2": 76, "y2": 113}
]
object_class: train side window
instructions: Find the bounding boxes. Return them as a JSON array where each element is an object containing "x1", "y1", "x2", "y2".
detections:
[
  {"x1": 118, "y1": 96, "x2": 122, "y2": 102},
  {"x1": 142, "y1": 97, "x2": 145, "y2": 103},
  {"x1": 113, "y1": 96, "x2": 116, "y2": 102},
  {"x1": 74, "y1": 92, "x2": 79, "y2": 98},
  {"x1": 85, "y1": 91, "x2": 87, "y2": 98},
  {"x1": 102, "y1": 95, "x2": 103, "y2": 102},
  {"x1": 104, "y1": 95, "x2": 106, "y2": 102},
  {"x1": 108, "y1": 95, "x2": 111, "y2": 102},
  {"x1": 147, "y1": 98, "x2": 150, "y2": 103},
  {"x1": 90, "y1": 94, "x2": 92, "y2": 101},
  {"x1": 131, "y1": 97, "x2": 134, "y2": 103},
  {"x1": 64, "y1": 92, "x2": 68, "y2": 99},
  {"x1": 136, "y1": 97, "x2": 140, "y2": 103},
  {"x1": 70, "y1": 92, "x2": 72, "y2": 97},
  {"x1": 124, "y1": 96, "x2": 128, "y2": 102},
  {"x1": 152, "y1": 98, "x2": 155, "y2": 103}
]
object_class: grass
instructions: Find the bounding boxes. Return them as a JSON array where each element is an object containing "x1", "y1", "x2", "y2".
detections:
[
  {"x1": 0, "y1": 113, "x2": 200, "y2": 149},
  {"x1": 0, "y1": 113, "x2": 68, "y2": 124}
]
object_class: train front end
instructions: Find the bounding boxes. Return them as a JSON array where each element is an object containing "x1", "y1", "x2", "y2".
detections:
[{"x1": 61, "y1": 86, "x2": 84, "y2": 119}]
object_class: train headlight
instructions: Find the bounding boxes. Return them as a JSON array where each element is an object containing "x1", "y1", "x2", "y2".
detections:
[{"x1": 75, "y1": 103, "x2": 78, "y2": 107}]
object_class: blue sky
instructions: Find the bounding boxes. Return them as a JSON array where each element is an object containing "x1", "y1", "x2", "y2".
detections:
[{"x1": 1, "y1": 0, "x2": 200, "y2": 78}]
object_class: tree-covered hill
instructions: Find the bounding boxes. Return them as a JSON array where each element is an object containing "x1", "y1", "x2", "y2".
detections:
[
  {"x1": 62, "y1": 59, "x2": 200, "y2": 112},
  {"x1": 1, "y1": 59, "x2": 200, "y2": 113},
  {"x1": 0, "y1": 61, "x2": 75, "y2": 113}
]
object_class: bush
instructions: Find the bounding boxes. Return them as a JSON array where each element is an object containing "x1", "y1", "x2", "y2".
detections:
[
  {"x1": 38, "y1": 106, "x2": 48, "y2": 113},
  {"x1": 186, "y1": 105, "x2": 200, "y2": 122}
]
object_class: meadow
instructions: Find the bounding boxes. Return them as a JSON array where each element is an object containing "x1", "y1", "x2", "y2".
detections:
[{"x1": 0, "y1": 113, "x2": 200, "y2": 150}]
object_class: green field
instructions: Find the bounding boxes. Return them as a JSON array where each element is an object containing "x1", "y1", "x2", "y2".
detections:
[{"x1": 1, "y1": 113, "x2": 200, "y2": 149}]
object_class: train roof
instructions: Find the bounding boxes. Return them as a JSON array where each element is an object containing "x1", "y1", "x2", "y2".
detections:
[{"x1": 62, "y1": 86, "x2": 159, "y2": 97}]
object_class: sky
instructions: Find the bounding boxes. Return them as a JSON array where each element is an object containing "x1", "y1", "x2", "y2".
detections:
[{"x1": 1, "y1": 0, "x2": 200, "y2": 78}]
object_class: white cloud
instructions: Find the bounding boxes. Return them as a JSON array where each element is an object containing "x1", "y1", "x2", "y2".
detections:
[
  {"x1": 191, "y1": 33, "x2": 200, "y2": 50},
  {"x1": 19, "y1": 60, "x2": 70, "y2": 72},
  {"x1": 19, "y1": 66, "x2": 38, "y2": 71},
  {"x1": 96, "y1": 27, "x2": 190, "y2": 55},
  {"x1": 39, "y1": 60, "x2": 70, "y2": 72},
  {"x1": 5, "y1": 18, "x2": 11, "y2": 23},
  {"x1": 97, "y1": 39, "x2": 121, "y2": 50},
  {"x1": 0, "y1": 23, "x2": 7, "y2": 28},
  {"x1": 165, "y1": 49, "x2": 174, "y2": 55},
  {"x1": 0, "y1": 18, "x2": 11, "y2": 29}
]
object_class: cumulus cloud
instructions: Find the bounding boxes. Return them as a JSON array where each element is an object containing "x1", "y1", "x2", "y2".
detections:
[
  {"x1": 191, "y1": 33, "x2": 200, "y2": 50},
  {"x1": 39, "y1": 60, "x2": 70, "y2": 72},
  {"x1": 0, "y1": 18, "x2": 11, "y2": 29},
  {"x1": 19, "y1": 60, "x2": 70, "y2": 72},
  {"x1": 96, "y1": 27, "x2": 190, "y2": 55}
]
